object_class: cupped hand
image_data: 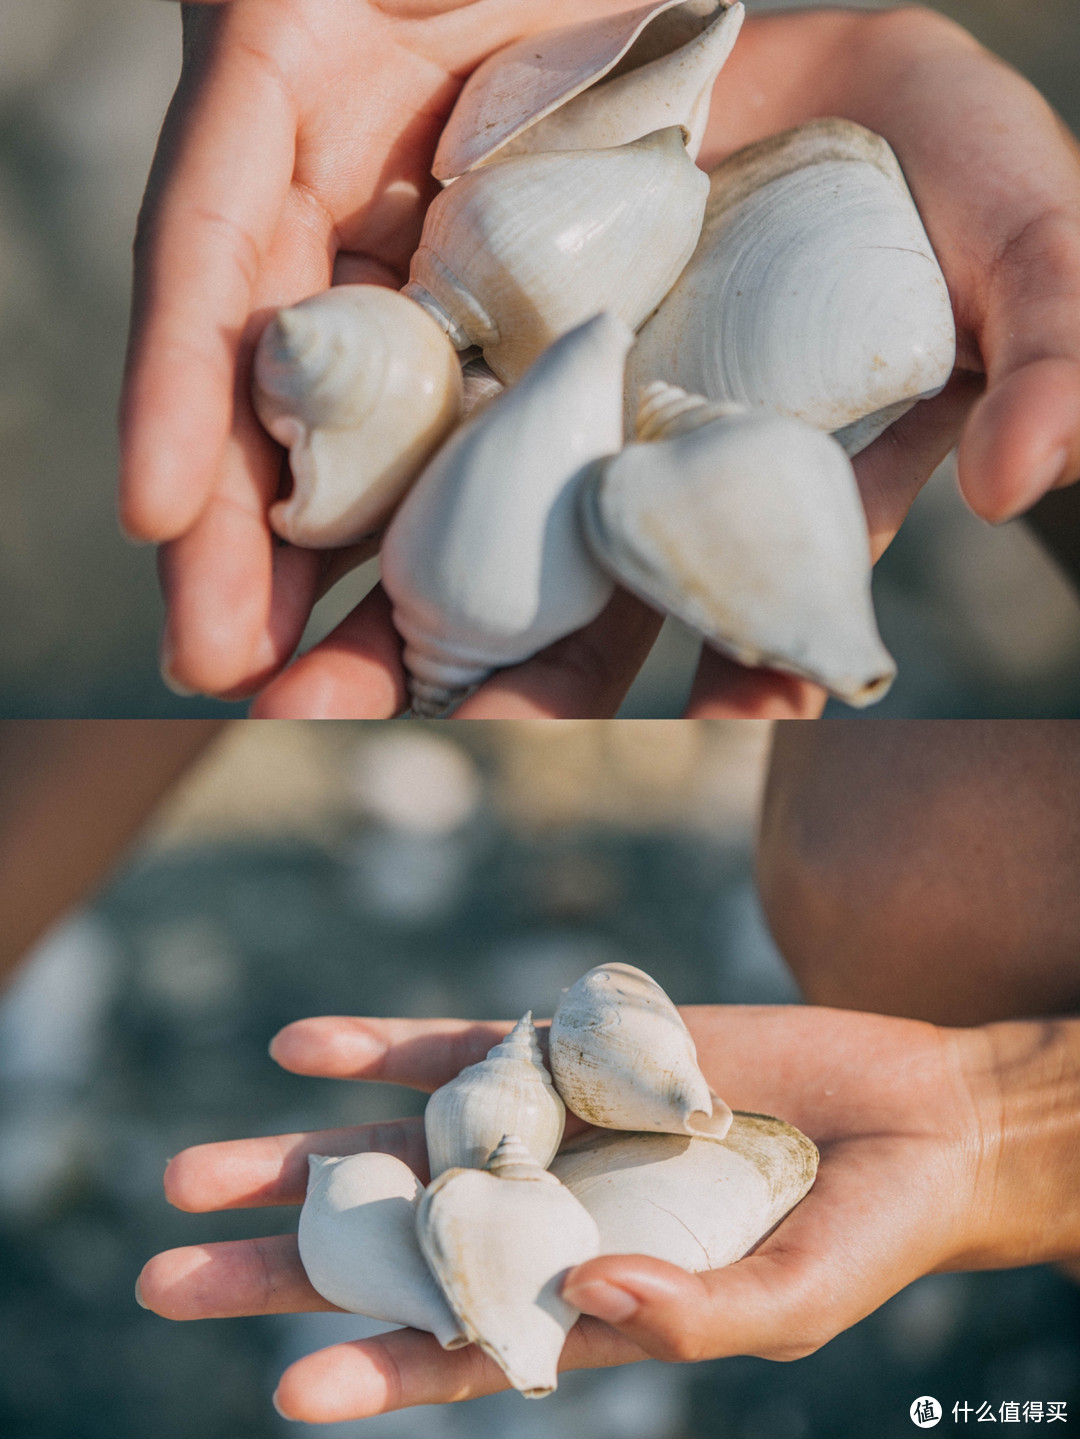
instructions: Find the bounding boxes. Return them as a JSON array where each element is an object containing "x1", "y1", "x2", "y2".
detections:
[
  {"x1": 137, "y1": 1005, "x2": 1004, "y2": 1423},
  {"x1": 123, "y1": 4, "x2": 1080, "y2": 717}
]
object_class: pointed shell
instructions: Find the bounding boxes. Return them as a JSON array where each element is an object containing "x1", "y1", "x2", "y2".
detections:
[
  {"x1": 434, "y1": 1, "x2": 744, "y2": 180},
  {"x1": 297, "y1": 1152, "x2": 465, "y2": 1349},
  {"x1": 548, "y1": 962, "x2": 733, "y2": 1140},
  {"x1": 417, "y1": 1136, "x2": 600, "y2": 1396},
  {"x1": 580, "y1": 388, "x2": 896, "y2": 706},
  {"x1": 381, "y1": 313, "x2": 629, "y2": 715},
  {"x1": 404, "y1": 127, "x2": 709, "y2": 384},
  {"x1": 424, "y1": 1013, "x2": 566, "y2": 1178},
  {"x1": 550, "y1": 1113, "x2": 818, "y2": 1271},
  {"x1": 624, "y1": 119, "x2": 956, "y2": 453},
  {"x1": 253, "y1": 285, "x2": 463, "y2": 548}
]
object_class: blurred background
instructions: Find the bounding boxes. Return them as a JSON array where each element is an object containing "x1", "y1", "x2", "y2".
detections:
[
  {"x1": 2, "y1": 0, "x2": 1080, "y2": 716},
  {"x1": 1, "y1": 719, "x2": 1078, "y2": 1437}
]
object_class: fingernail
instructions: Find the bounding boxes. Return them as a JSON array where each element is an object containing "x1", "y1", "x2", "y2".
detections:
[
  {"x1": 999, "y1": 445, "x2": 1072, "y2": 522},
  {"x1": 563, "y1": 1279, "x2": 640, "y2": 1324},
  {"x1": 272, "y1": 1389, "x2": 296, "y2": 1421},
  {"x1": 269, "y1": 1023, "x2": 387, "y2": 1071},
  {"x1": 134, "y1": 1277, "x2": 148, "y2": 1310}
]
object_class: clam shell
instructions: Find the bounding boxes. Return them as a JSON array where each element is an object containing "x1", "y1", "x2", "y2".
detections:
[
  {"x1": 253, "y1": 285, "x2": 463, "y2": 547},
  {"x1": 425, "y1": 1013, "x2": 566, "y2": 1178},
  {"x1": 550, "y1": 1113, "x2": 818, "y2": 1271},
  {"x1": 380, "y1": 312, "x2": 629, "y2": 716},
  {"x1": 580, "y1": 386, "x2": 896, "y2": 706},
  {"x1": 624, "y1": 119, "x2": 957, "y2": 454},
  {"x1": 548, "y1": 962, "x2": 733, "y2": 1141},
  {"x1": 417, "y1": 1136, "x2": 600, "y2": 1397},
  {"x1": 297, "y1": 1152, "x2": 465, "y2": 1349},
  {"x1": 404, "y1": 127, "x2": 709, "y2": 384},
  {"x1": 433, "y1": 1, "x2": 743, "y2": 180}
]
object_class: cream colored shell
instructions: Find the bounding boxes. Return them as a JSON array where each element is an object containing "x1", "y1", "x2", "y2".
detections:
[
  {"x1": 433, "y1": 1, "x2": 743, "y2": 179},
  {"x1": 403, "y1": 127, "x2": 709, "y2": 384},
  {"x1": 624, "y1": 119, "x2": 956, "y2": 453},
  {"x1": 551, "y1": 1114, "x2": 819, "y2": 1271},
  {"x1": 297, "y1": 1152, "x2": 465, "y2": 1349},
  {"x1": 252, "y1": 285, "x2": 463, "y2": 548},
  {"x1": 548, "y1": 961, "x2": 733, "y2": 1140},
  {"x1": 417, "y1": 1136, "x2": 601, "y2": 1397},
  {"x1": 424, "y1": 1013, "x2": 566, "y2": 1178},
  {"x1": 581, "y1": 385, "x2": 896, "y2": 707}
]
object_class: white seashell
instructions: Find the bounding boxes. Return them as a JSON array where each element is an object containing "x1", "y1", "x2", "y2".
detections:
[
  {"x1": 403, "y1": 127, "x2": 709, "y2": 384},
  {"x1": 548, "y1": 961, "x2": 733, "y2": 1141},
  {"x1": 551, "y1": 1113, "x2": 818, "y2": 1271},
  {"x1": 297, "y1": 1152, "x2": 466, "y2": 1349},
  {"x1": 581, "y1": 384, "x2": 897, "y2": 706},
  {"x1": 424, "y1": 1013, "x2": 566, "y2": 1179},
  {"x1": 380, "y1": 313, "x2": 630, "y2": 717},
  {"x1": 624, "y1": 119, "x2": 956, "y2": 454},
  {"x1": 253, "y1": 285, "x2": 463, "y2": 548},
  {"x1": 433, "y1": 1, "x2": 744, "y2": 180},
  {"x1": 417, "y1": 1135, "x2": 600, "y2": 1397}
]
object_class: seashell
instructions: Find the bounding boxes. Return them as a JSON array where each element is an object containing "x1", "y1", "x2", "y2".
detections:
[
  {"x1": 580, "y1": 384, "x2": 897, "y2": 706},
  {"x1": 417, "y1": 1135, "x2": 600, "y2": 1397},
  {"x1": 460, "y1": 354, "x2": 505, "y2": 418},
  {"x1": 433, "y1": 1, "x2": 744, "y2": 180},
  {"x1": 253, "y1": 285, "x2": 463, "y2": 548},
  {"x1": 424, "y1": 1012, "x2": 566, "y2": 1179},
  {"x1": 624, "y1": 119, "x2": 956, "y2": 454},
  {"x1": 403, "y1": 127, "x2": 709, "y2": 384},
  {"x1": 548, "y1": 961, "x2": 733, "y2": 1141},
  {"x1": 297, "y1": 1151, "x2": 466, "y2": 1349},
  {"x1": 550, "y1": 1113, "x2": 818, "y2": 1271},
  {"x1": 380, "y1": 312, "x2": 630, "y2": 717}
]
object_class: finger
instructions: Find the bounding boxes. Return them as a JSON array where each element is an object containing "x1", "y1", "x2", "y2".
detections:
[
  {"x1": 453, "y1": 588, "x2": 663, "y2": 719},
  {"x1": 137, "y1": 1233, "x2": 334, "y2": 1319},
  {"x1": 269, "y1": 1016, "x2": 519, "y2": 1088},
  {"x1": 685, "y1": 651, "x2": 825, "y2": 720},
  {"x1": 163, "y1": 1117, "x2": 430, "y2": 1212},
  {"x1": 249, "y1": 584, "x2": 407, "y2": 717},
  {"x1": 272, "y1": 1316, "x2": 644, "y2": 1423}
]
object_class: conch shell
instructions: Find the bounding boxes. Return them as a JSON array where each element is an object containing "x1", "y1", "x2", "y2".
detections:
[
  {"x1": 424, "y1": 1013, "x2": 566, "y2": 1179},
  {"x1": 624, "y1": 119, "x2": 957, "y2": 454},
  {"x1": 433, "y1": 1, "x2": 744, "y2": 180},
  {"x1": 297, "y1": 1152, "x2": 465, "y2": 1349},
  {"x1": 253, "y1": 285, "x2": 463, "y2": 547},
  {"x1": 551, "y1": 1114, "x2": 819, "y2": 1271},
  {"x1": 417, "y1": 1135, "x2": 600, "y2": 1397},
  {"x1": 380, "y1": 313, "x2": 630, "y2": 716},
  {"x1": 580, "y1": 383, "x2": 897, "y2": 706},
  {"x1": 403, "y1": 127, "x2": 709, "y2": 384},
  {"x1": 548, "y1": 961, "x2": 733, "y2": 1140}
]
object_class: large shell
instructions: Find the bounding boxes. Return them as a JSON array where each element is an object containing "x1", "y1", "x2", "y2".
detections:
[
  {"x1": 297, "y1": 1152, "x2": 465, "y2": 1349},
  {"x1": 580, "y1": 384, "x2": 897, "y2": 706},
  {"x1": 403, "y1": 127, "x2": 709, "y2": 384},
  {"x1": 624, "y1": 119, "x2": 957, "y2": 454},
  {"x1": 253, "y1": 285, "x2": 463, "y2": 547},
  {"x1": 424, "y1": 1013, "x2": 566, "y2": 1179},
  {"x1": 433, "y1": 1, "x2": 744, "y2": 180},
  {"x1": 551, "y1": 1113, "x2": 818, "y2": 1271},
  {"x1": 380, "y1": 313, "x2": 630, "y2": 716},
  {"x1": 417, "y1": 1135, "x2": 600, "y2": 1397},
  {"x1": 548, "y1": 962, "x2": 733, "y2": 1141}
]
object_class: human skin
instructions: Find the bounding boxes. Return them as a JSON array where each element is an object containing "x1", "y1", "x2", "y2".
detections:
[{"x1": 120, "y1": 3, "x2": 1080, "y2": 718}]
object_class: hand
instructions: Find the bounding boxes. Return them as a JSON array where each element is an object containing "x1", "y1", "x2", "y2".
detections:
[
  {"x1": 122, "y1": 5, "x2": 1080, "y2": 718},
  {"x1": 136, "y1": 1004, "x2": 1076, "y2": 1424}
]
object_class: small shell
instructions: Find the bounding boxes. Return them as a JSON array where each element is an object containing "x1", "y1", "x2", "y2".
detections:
[
  {"x1": 381, "y1": 313, "x2": 630, "y2": 716},
  {"x1": 624, "y1": 119, "x2": 956, "y2": 453},
  {"x1": 424, "y1": 1013, "x2": 566, "y2": 1178},
  {"x1": 297, "y1": 1152, "x2": 465, "y2": 1349},
  {"x1": 417, "y1": 1136, "x2": 600, "y2": 1397},
  {"x1": 581, "y1": 384, "x2": 896, "y2": 707},
  {"x1": 434, "y1": 1, "x2": 744, "y2": 179},
  {"x1": 548, "y1": 962, "x2": 733, "y2": 1140},
  {"x1": 253, "y1": 285, "x2": 463, "y2": 547},
  {"x1": 404, "y1": 127, "x2": 709, "y2": 384},
  {"x1": 551, "y1": 1113, "x2": 818, "y2": 1271},
  {"x1": 460, "y1": 354, "x2": 505, "y2": 418}
]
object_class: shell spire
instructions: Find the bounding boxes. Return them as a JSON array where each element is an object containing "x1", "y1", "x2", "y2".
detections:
[{"x1": 485, "y1": 1133, "x2": 558, "y2": 1182}]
